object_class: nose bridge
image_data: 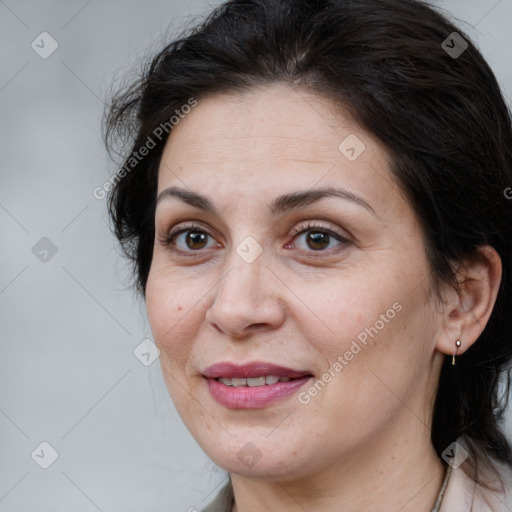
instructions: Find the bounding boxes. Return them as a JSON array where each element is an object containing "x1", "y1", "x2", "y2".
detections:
[
  {"x1": 205, "y1": 239, "x2": 284, "y2": 336},
  {"x1": 215, "y1": 240, "x2": 266, "y2": 308}
]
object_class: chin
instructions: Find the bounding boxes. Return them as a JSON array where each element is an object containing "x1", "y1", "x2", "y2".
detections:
[{"x1": 194, "y1": 429, "x2": 317, "y2": 481}]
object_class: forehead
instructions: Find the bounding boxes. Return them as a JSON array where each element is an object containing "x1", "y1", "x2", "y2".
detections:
[
  {"x1": 157, "y1": 84, "x2": 402, "y2": 215},
  {"x1": 162, "y1": 85, "x2": 361, "y2": 164}
]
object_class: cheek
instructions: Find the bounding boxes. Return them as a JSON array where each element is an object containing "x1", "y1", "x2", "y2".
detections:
[
  {"x1": 145, "y1": 272, "x2": 211, "y2": 423},
  {"x1": 289, "y1": 260, "x2": 435, "y2": 393},
  {"x1": 289, "y1": 271, "x2": 403, "y2": 359},
  {"x1": 145, "y1": 270, "x2": 200, "y2": 370}
]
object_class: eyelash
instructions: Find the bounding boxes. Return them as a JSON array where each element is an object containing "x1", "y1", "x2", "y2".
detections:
[{"x1": 160, "y1": 221, "x2": 351, "y2": 258}]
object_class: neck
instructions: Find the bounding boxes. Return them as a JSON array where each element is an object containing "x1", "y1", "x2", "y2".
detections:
[{"x1": 230, "y1": 425, "x2": 446, "y2": 512}]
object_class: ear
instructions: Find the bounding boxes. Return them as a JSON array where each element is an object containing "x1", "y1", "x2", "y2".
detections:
[{"x1": 436, "y1": 245, "x2": 502, "y2": 357}]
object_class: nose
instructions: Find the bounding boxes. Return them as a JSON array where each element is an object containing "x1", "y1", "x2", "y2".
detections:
[{"x1": 205, "y1": 250, "x2": 286, "y2": 339}]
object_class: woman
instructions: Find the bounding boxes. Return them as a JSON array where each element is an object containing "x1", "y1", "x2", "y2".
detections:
[{"x1": 103, "y1": 0, "x2": 512, "y2": 510}]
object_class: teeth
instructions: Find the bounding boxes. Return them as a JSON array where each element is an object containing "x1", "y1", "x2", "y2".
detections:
[
  {"x1": 231, "y1": 378, "x2": 247, "y2": 387},
  {"x1": 217, "y1": 376, "x2": 293, "y2": 387},
  {"x1": 247, "y1": 377, "x2": 266, "y2": 387},
  {"x1": 265, "y1": 375, "x2": 280, "y2": 385}
]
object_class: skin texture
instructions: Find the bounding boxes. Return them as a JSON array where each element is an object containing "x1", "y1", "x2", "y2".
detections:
[{"x1": 145, "y1": 84, "x2": 502, "y2": 511}]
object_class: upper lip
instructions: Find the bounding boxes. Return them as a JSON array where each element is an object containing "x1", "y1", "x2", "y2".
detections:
[{"x1": 202, "y1": 361, "x2": 312, "y2": 379}]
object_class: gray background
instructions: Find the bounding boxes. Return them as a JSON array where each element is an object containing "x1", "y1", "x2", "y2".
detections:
[{"x1": 0, "y1": 1, "x2": 511, "y2": 511}]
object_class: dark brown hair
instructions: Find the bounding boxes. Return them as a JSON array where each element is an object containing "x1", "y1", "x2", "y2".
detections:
[{"x1": 103, "y1": 0, "x2": 512, "y2": 485}]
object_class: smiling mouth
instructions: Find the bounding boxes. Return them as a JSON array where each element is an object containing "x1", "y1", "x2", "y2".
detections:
[
  {"x1": 215, "y1": 376, "x2": 297, "y2": 387},
  {"x1": 202, "y1": 361, "x2": 314, "y2": 408}
]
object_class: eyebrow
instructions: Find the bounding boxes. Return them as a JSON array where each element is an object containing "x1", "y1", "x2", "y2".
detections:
[{"x1": 156, "y1": 185, "x2": 377, "y2": 217}]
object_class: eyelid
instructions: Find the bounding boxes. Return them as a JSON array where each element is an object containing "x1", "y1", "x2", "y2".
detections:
[
  {"x1": 289, "y1": 220, "x2": 350, "y2": 241},
  {"x1": 286, "y1": 221, "x2": 352, "y2": 257},
  {"x1": 159, "y1": 221, "x2": 218, "y2": 248}
]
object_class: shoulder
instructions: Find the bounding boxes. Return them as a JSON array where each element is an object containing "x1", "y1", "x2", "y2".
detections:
[{"x1": 439, "y1": 443, "x2": 512, "y2": 512}]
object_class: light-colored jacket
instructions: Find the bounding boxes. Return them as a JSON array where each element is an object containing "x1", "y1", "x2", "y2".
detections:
[{"x1": 438, "y1": 458, "x2": 512, "y2": 511}]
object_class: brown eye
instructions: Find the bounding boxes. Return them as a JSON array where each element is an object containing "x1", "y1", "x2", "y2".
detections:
[
  {"x1": 290, "y1": 223, "x2": 350, "y2": 255},
  {"x1": 305, "y1": 231, "x2": 331, "y2": 251},
  {"x1": 164, "y1": 227, "x2": 217, "y2": 253},
  {"x1": 184, "y1": 231, "x2": 209, "y2": 250}
]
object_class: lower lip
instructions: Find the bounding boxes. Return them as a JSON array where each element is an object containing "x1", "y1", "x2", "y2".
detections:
[{"x1": 205, "y1": 377, "x2": 312, "y2": 409}]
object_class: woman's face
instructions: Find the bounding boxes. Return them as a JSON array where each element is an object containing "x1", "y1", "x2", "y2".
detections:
[{"x1": 146, "y1": 84, "x2": 446, "y2": 480}]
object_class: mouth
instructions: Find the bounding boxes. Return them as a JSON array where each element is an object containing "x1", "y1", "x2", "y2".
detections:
[
  {"x1": 215, "y1": 375, "x2": 296, "y2": 387},
  {"x1": 202, "y1": 362, "x2": 313, "y2": 409}
]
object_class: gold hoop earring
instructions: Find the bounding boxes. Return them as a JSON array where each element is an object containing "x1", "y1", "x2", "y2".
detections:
[{"x1": 452, "y1": 339, "x2": 462, "y2": 366}]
